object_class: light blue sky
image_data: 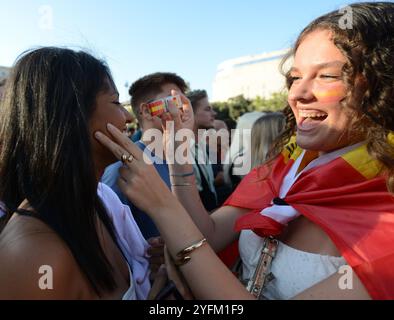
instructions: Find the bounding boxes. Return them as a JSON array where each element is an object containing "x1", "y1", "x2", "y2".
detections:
[{"x1": 0, "y1": 0, "x2": 372, "y2": 101}]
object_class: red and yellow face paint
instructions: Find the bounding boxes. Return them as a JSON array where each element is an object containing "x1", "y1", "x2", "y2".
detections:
[
  {"x1": 313, "y1": 83, "x2": 346, "y2": 103},
  {"x1": 147, "y1": 99, "x2": 167, "y2": 117},
  {"x1": 146, "y1": 95, "x2": 182, "y2": 117}
]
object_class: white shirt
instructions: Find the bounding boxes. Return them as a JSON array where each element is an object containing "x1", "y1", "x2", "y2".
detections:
[
  {"x1": 240, "y1": 230, "x2": 346, "y2": 300},
  {"x1": 97, "y1": 183, "x2": 151, "y2": 300},
  {"x1": 239, "y1": 144, "x2": 365, "y2": 299}
]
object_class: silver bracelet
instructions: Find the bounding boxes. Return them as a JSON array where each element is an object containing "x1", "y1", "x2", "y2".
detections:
[{"x1": 171, "y1": 182, "x2": 192, "y2": 187}]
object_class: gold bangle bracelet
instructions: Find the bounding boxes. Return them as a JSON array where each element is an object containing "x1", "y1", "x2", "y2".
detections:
[
  {"x1": 174, "y1": 238, "x2": 208, "y2": 266},
  {"x1": 177, "y1": 238, "x2": 207, "y2": 257},
  {"x1": 174, "y1": 238, "x2": 207, "y2": 267},
  {"x1": 174, "y1": 256, "x2": 192, "y2": 267}
]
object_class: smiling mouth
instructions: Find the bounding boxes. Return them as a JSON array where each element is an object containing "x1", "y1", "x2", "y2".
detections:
[{"x1": 298, "y1": 110, "x2": 328, "y2": 131}]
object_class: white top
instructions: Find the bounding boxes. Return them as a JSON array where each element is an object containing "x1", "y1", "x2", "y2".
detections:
[
  {"x1": 238, "y1": 144, "x2": 365, "y2": 299},
  {"x1": 97, "y1": 183, "x2": 151, "y2": 300},
  {"x1": 240, "y1": 230, "x2": 346, "y2": 300}
]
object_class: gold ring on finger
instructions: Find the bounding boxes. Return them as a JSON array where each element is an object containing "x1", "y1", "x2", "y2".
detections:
[
  {"x1": 127, "y1": 155, "x2": 135, "y2": 164},
  {"x1": 121, "y1": 154, "x2": 129, "y2": 164}
]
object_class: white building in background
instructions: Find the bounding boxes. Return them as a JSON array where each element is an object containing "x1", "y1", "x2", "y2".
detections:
[
  {"x1": 0, "y1": 66, "x2": 10, "y2": 81},
  {"x1": 212, "y1": 49, "x2": 290, "y2": 102}
]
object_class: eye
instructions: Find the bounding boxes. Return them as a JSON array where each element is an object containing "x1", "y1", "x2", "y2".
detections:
[
  {"x1": 112, "y1": 101, "x2": 121, "y2": 106},
  {"x1": 289, "y1": 75, "x2": 302, "y2": 82},
  {"x1": 320, "y1": 74, "x2": 341, "y2": 80}
]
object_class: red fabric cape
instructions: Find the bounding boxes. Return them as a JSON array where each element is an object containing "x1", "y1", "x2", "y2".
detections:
[{"x1": 223, "y1": 143, "x2": 394, "y2": 300}]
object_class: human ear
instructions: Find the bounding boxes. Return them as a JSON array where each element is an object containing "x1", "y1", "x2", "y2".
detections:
[{"x1": 141, "y1": 103, "x2": 153, "y2": 121}]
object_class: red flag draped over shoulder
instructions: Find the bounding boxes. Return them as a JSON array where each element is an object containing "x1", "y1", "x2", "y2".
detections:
[{"x1": 224, "y1": 136, "x2": 394, "y2": 300}]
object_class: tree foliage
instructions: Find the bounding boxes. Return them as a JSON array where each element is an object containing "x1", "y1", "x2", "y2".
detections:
[{"x1": 212, "y1": 91, "x2": 288, "y2": 125}]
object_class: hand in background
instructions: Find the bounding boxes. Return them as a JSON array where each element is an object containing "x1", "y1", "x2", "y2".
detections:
[
  {"x1": 161, "y1": 91, "x2": 195, "y2": 164},
  {"x1": 147, "y1": 237, "x2": 165, "y2": 282},
  {"x1": 164, "y1": 247, "x2": 194, "y2": 300},
  {"x1": 162, "y1": 90, "x2": 194, "y2": 132}
]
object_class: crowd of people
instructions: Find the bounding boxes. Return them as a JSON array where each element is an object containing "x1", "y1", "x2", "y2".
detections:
[{"x1": 0, "y1": 1, "x2": 394, "y2": 300}]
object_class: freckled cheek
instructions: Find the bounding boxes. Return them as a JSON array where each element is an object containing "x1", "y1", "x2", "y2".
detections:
[{"x1": 312, "y1": 83, "x2": 346, "y2": 104}]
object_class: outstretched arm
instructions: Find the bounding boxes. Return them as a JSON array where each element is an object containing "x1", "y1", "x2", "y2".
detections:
[
  {"x1": 293, "y1": 266, "x2": 371, "y2": 300},
  {"x1": 95, "y1": 124, "x2": 253, "y2": 299},
  {"x1": 160, "y1": 91, "x2": 245, "y2": 252}
]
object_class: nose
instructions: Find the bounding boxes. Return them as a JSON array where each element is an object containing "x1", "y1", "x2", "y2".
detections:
[
  {"x1": 288, "y1": 78, "x2": 315, "y2": 104},
  {"x1": 122, "y1": 106, "x2": 133, "y2": 124}
]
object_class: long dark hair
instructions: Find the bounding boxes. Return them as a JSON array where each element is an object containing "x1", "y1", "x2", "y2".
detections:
[
  {"x1": 275, "y1": 2, "x2": 394, "y2": 191},
  {"x1": 0, "y1": 47, "x2": 119, "y2": 295}
]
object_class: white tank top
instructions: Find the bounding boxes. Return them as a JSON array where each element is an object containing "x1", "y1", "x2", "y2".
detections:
[{"x1": 239, "y1": 230, "x2": 346, "y2": 300}]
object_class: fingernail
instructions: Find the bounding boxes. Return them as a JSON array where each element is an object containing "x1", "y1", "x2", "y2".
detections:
[
  {"x1": 107, "y1": 123, "x2": 115, "y2": 131},
  {"x1": 95, "y1": 132, "x2": 102, "y2": 139}
]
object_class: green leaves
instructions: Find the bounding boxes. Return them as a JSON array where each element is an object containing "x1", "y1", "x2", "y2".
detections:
[{"x1": 212, "y1": 92, "x2": 288, "y2": 124}]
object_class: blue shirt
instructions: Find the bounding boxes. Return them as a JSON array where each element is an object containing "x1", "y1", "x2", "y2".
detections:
[
  {"x1": 101, "y1": 140, "x2": 170, "y2": 239},
  {"x1": 131, "y1": 130, "x2": 142, "y2": 142}
]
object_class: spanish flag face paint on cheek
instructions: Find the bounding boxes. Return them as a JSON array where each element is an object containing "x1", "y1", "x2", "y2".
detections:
[{"x1": 313, "y1": 83, "x2": 346, "y2": 103}]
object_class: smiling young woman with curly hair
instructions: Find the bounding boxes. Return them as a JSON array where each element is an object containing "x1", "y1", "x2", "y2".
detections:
[{"x1": 94, "y1": 2, "x2": 394, "y2": 300}]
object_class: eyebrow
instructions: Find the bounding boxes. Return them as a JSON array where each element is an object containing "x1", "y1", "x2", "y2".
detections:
[{"x1": 290, "y1": 61, "x2": 345, "y2": 73}]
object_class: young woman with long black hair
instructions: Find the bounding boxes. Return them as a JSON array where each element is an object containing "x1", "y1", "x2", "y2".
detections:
[{"x1": 0, "y1": 48, "x2": 150, "y2": 299}]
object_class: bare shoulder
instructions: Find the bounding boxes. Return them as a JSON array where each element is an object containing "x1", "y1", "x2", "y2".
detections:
[{"x1": 0, "y1": 215, "x2": 94, "y2": 300}]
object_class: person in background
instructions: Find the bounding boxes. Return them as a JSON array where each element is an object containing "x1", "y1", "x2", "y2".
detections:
[
  {"x1": 131, "y1": 126, "x2": 142, "y2": 142},
  {"x1": 102, "y1": 72, "x2": 188, "y2": 240},
  {"x1": 0, "y1": 79, "x2": 6, "y2": 101},
  {"x1": 211, "y1": 119, "x2": 229, "y2": 180},
  {"x1": 187, "y1": 90, "x2": 218, "y2": 212},
  {"x1": 250, "y1": 112, "x2": 286, "y2": 170},
  {"x1": 223, "y1": 111, "x2": 265, "y2": 190},
  {"x1": 209, "y1": 119, "x2": 232, "y2": 206}
]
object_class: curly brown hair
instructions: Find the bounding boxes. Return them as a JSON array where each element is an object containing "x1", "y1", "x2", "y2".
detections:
[{"x1": 273, "y1": 2, "x2": 394, "y2": 191}]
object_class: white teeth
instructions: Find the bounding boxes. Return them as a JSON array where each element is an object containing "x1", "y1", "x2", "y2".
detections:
[{"x1": 299, "y1": 111, "x2": 327, "y2": 118}]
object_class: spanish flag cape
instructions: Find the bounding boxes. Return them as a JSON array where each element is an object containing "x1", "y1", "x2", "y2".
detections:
[{"x1": 223, "y1": 137, "x2": 394, "y2": 300}]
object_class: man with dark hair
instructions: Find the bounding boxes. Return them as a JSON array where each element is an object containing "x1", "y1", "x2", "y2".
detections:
[
  {"x1": 129, "y1": 72, "x2": 188, "y2": 128},
  {"x1": 102, "y1": 72, "x2": 188, "y2": 239},
  {"x1": 187, "y1": 90, "x2": 219, "y2": 212}
]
